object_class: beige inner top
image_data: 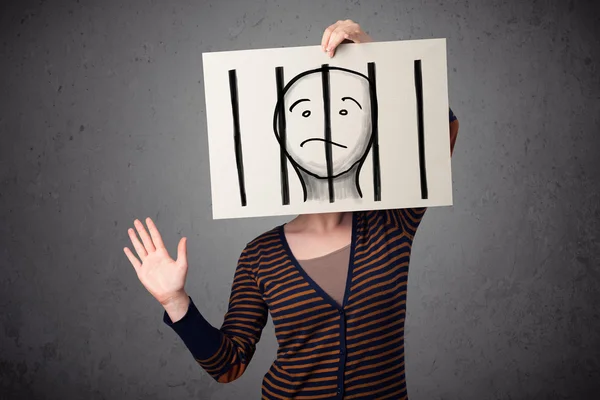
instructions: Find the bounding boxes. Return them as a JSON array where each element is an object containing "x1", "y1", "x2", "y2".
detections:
[{"x1": 297, "y1": 244, "x2": 351, "y2": 307}]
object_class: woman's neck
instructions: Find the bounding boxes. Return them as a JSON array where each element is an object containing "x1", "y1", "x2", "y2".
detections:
[{"x1": 288, "y1": 212, "x2": 350, "y2": 234}]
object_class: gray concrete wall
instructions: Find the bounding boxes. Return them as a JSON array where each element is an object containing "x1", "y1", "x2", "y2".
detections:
[{"x1": 1, "y1": 0, "x2": 599, "y2": 399}]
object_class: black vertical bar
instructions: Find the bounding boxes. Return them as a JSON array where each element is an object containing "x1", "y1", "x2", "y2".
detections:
[
  {"x1": 321, "y1": 64, "x2": 334, "y2": 203},
  {"x1": 228, "y1": 69, "x2": 247, "y2": 207},
  {"x1": 275, "y1": 67, "x2": 290, "y2": 205},
  {"x1": 414, "y1": 60, "x2": 428, "y2": 199},
  {"x1": 367, "y1": 62, "x2": 381, "y2": 201}
]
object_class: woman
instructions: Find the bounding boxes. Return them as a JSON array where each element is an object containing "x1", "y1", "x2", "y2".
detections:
[{"x1": 124, "y1": 20, "x2": 460, "y2": 400}]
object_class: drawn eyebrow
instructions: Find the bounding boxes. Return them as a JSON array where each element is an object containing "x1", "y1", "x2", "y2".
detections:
[
  {"x1": 289, "y1": 98, "x2": 310, "y2": 112},
  {"x1": 341, "y1": 96, "x2": 362, "y2": 109}
]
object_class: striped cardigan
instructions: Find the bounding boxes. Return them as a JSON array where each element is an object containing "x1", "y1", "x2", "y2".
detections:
[{"x1": 164, "y1": 208, "x2": 427, "y2": 399}]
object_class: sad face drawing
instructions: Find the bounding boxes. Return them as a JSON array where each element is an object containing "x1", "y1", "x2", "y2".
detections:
[{"x1": 273, "y1": 63, "x2": 380, "y2": 204}]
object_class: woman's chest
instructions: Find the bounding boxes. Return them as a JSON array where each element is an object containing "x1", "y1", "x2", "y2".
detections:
[{"x1": 256, "y1": 226, "x2": 411, "y2": 315}]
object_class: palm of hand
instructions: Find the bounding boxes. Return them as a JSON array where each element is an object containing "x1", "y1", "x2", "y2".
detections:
[
  {"x1": 123, "y1": 217, "x2": 188, "y2": 305},
  {"x1": 138, "y1": 248, "x2": 187, "y2": 305}
]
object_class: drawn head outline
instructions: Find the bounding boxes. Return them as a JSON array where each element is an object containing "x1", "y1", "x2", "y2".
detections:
[{"x1": 273, "y1": 66, "x2": 374, "y2": 181}]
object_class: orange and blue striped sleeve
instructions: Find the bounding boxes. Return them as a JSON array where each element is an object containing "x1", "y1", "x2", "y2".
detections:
[
  {"x1": 163, "y1": 248, "x2": 268, "y2": 383},
  {"x1": 384, "y1": 108, "x2": 458, "y2": 237}
]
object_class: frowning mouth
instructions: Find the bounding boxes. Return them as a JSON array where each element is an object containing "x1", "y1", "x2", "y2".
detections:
[{"x1": 300, "y1": 138, "x2": 347, "y2": 149}]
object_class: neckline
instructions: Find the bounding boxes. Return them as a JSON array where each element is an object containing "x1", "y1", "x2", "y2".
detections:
[
  {"x1": 278, "y1": 212, "x2": 358, "y2": 312},
  {"x1": 296, "y1": 243, "x2": 351, "y2": 262}
]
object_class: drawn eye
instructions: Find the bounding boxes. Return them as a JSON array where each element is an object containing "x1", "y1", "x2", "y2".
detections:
[
  {"x1": 302, "y1": 110, "x2": 311, "y2": 118},
  {"x1": 339, "y1": 109, "x2": 348, "y2": 116}
]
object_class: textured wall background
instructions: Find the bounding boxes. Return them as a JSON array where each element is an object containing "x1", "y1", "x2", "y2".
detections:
[{"x1": 1, "y1": 0, "x2": 599, "y2": 399}]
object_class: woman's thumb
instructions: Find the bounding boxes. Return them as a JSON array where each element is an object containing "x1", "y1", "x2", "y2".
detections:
[{"x1": 176, "y1": 237, "x2": 187, "y2": 264}]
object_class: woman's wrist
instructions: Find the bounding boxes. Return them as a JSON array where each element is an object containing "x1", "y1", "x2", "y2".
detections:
[{"x1": 162, "y1": 291, "x2": 190, "y2": 323}]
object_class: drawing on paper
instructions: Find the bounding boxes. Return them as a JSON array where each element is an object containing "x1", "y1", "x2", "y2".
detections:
[
  {"x1": 204, "y1": 39, "x2": 453, "y2": 219},
  {"x1": 272, "y1": 63, "x2": 381, "y2": 205},
  {"x1": 228, "y1": 60, "x2": 429, "y2": 207}
]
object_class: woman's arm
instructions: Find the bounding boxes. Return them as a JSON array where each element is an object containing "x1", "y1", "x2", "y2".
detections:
[
  {"x1": 124, "y1": 219, "x2": 267, "y2": 382},
  {"x1": 321, "y1": 20, "x2": 460, "y2": 237},
  {"x1": 163, "y1": 247, "x2": 268, "y2": 383},
  {"x1": 450, "y1": 108, "x2": 459, "y2": 156}
]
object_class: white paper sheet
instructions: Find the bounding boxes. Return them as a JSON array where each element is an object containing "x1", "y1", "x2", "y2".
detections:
[{"x1": 202, "y1": 39, "x2": 453, "y2": 219}]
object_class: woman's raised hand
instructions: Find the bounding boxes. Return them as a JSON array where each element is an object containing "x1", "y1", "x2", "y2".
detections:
[{"x1": 123, "y1": 217, "x2": 188, "y2": 306}]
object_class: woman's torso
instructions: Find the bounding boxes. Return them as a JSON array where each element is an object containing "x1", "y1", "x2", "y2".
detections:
[{"x1": 253, "y1": 210, "x2": 417, "y2": 399}]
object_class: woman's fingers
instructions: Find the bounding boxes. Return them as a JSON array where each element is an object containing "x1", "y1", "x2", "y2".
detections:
[
  {"x1": 127, "y1": 227, "x2": 148, "y2": 261},
  {"x1": 134, "y1": 218, "x2": 156, "y2": 253},
  {"x1": 176, "y1": 237, "x2": 187, "y2": 265},
  {"x1": 322, "y1": 20, "x2": 371, "y2": 57},
  {"x1": 321, "y1": 21, "x2": 341, "y2": 51},
  {"x1": 125, "y1": 217, "x2": 171, "y2": 269},
  {"x1": 145, "y1": 217, "x2": 166, "y2": 249},
  {"x1": 326, "y1": 28, "x2": 350, "y2": 57},
  {"x1": 123, "y1": 246, "x2": 142, "y2": 272}
]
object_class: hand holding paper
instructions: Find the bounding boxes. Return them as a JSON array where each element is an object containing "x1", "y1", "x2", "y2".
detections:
[{"x1": 321, "y1": 19, "x2": 373, "y2": 56}]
